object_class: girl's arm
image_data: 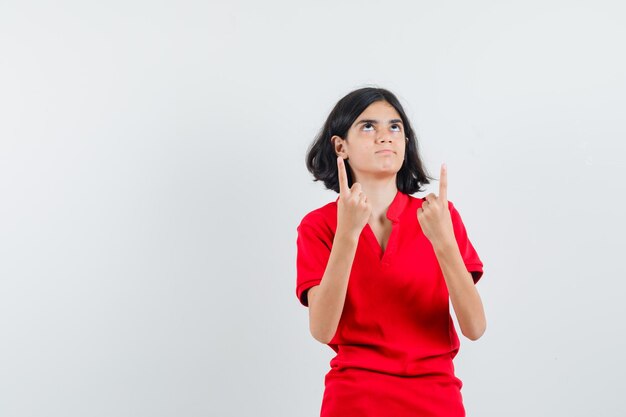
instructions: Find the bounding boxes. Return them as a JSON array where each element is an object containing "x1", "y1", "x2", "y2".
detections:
[
  {"x1": 418, "y1": 164, "x2": 486, "y2": 340},
  {"x1": 307, "y1": 229, "x2": 359, "y2": 344},
  {"x1": 433, "y1": 241, "x2": 486, "y2": 340},
  {"x1": 307, "y1": 157, "x2": 371, "y2": 344}
]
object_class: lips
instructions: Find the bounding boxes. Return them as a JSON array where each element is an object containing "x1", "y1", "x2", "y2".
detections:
[{"x1": 376, "y1": 149, "x2": 395, "y2": 154}]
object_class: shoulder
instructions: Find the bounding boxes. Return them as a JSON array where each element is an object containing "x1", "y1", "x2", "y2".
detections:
[{"x1": 298, "y1": 200, "x2": 337, "y2": 232}]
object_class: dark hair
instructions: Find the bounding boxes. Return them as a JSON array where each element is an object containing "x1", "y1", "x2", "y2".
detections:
[{"x1": 305, "y1": 87, "x2": 431, "y2": 194}]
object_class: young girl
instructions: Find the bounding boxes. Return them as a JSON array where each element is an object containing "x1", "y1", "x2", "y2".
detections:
[{"x1": 295, "y1": 87, "x2": 486, "y2": 416}]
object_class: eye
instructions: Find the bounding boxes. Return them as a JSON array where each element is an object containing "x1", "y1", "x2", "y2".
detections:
[
  {"x1": 391, "y1": 124, "x2": 402, "y2": 132},
  {"x1": 362, "y1": 123, "x2": 374, "y2": 131}
]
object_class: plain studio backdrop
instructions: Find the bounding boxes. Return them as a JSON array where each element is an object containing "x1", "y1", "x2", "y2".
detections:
[{"x1": 1, "y1": 0, "x2": 625, "y2": 416}]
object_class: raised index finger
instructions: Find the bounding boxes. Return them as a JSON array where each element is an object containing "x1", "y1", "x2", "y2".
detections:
[
  {"x1": 439, "y1": 163, "x2": 448, "y2": 203},
  {"x1": 337, "y1": 157, "x2": 349, "y2": 196}
]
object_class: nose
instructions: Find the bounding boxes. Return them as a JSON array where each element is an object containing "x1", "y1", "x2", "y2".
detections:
[{"x1": 376, "y1": 133, "x2": 392, "y2": 143}]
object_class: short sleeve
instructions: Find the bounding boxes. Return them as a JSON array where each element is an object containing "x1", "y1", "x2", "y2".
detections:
[
  {"x1": 448, "y1": 201, "x2": 484, "y2": 284},
  {"x1": 295, "y1": 215, "x2": 333, "y2": 307}
]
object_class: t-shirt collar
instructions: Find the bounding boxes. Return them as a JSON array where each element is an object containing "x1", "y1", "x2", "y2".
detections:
[{"x1": 386, "y1": 189, "x2": 408, "y2": 223}]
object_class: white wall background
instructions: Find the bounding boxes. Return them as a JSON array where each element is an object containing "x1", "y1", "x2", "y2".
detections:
[{"x1": 1, "y1": 1, "x2": 625, "y2": 416}]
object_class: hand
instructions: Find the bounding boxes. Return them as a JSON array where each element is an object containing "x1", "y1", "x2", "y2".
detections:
[
  {"x1": 417, "y1": 163, "x2": 455, "y2": 248},
  {"x1": 336, "y1": 157, "x2": 371, "y2": 238}
]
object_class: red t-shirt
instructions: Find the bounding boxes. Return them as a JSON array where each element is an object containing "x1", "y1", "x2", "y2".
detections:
[{"x1": 295, "y1": 190, "x2": 483, "y2": 377}]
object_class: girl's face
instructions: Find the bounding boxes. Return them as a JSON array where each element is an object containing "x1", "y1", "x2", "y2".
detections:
[{"x1": 332, "y1": 100, "x2": 406, "y2": 183}]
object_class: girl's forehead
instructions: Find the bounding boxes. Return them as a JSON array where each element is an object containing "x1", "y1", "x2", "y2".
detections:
[
  {"x1": 357, "y1": 101, "x2": 401, "y2": 120},
  {"x1": 360, "y1": 101, "x2": 399, "y2": 117}
]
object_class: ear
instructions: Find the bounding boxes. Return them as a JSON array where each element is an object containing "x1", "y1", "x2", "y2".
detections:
[{"x1": 331, "y1": 135, "x2": 348, "y2": 158}]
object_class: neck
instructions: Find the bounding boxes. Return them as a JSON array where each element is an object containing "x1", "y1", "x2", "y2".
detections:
[{"x1": 353, "y1": 176, "x2": 398, "y2": 224}]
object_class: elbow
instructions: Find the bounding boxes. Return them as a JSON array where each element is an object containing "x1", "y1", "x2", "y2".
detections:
[
  {"x1": 309, "y1": 324, "x2": 334, "y2": 344},
  {"x1": 307, "y1": 289, "x2": 339, "y2": 344},
  {"x1": 462, "y1": 321, "x2": 487, "y2": 341},
  {"x1": 309, "y1": 313, "x2": 336, "y2": 344},
  {"x1": 312, "y1": 332, "x2": 333, "y2": 345},
  {"x1": 464, "y1": 330, "x2": 484, "y2": 341}
]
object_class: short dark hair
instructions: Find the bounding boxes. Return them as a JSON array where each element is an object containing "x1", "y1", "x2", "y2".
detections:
[{"x1": 305, "y1": 87, "x2": 431, "y2": 194}]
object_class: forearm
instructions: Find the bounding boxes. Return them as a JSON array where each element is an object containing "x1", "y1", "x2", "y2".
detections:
[
  {"x1": 433, "y1": 239, "x2": 486, "y2": 340},
  {"x1": 308, "y1": 230, "x2": 359, "y2": 344}
]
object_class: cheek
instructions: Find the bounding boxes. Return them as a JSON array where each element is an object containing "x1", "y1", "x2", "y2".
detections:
[{"x1": 356, "y1": 142, "x2": 374, "y2": 152}]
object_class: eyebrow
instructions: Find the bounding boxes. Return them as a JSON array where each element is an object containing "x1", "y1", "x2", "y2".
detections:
[{"x1": 355, "y1": 118, "x2": 404, "y2": 126}]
